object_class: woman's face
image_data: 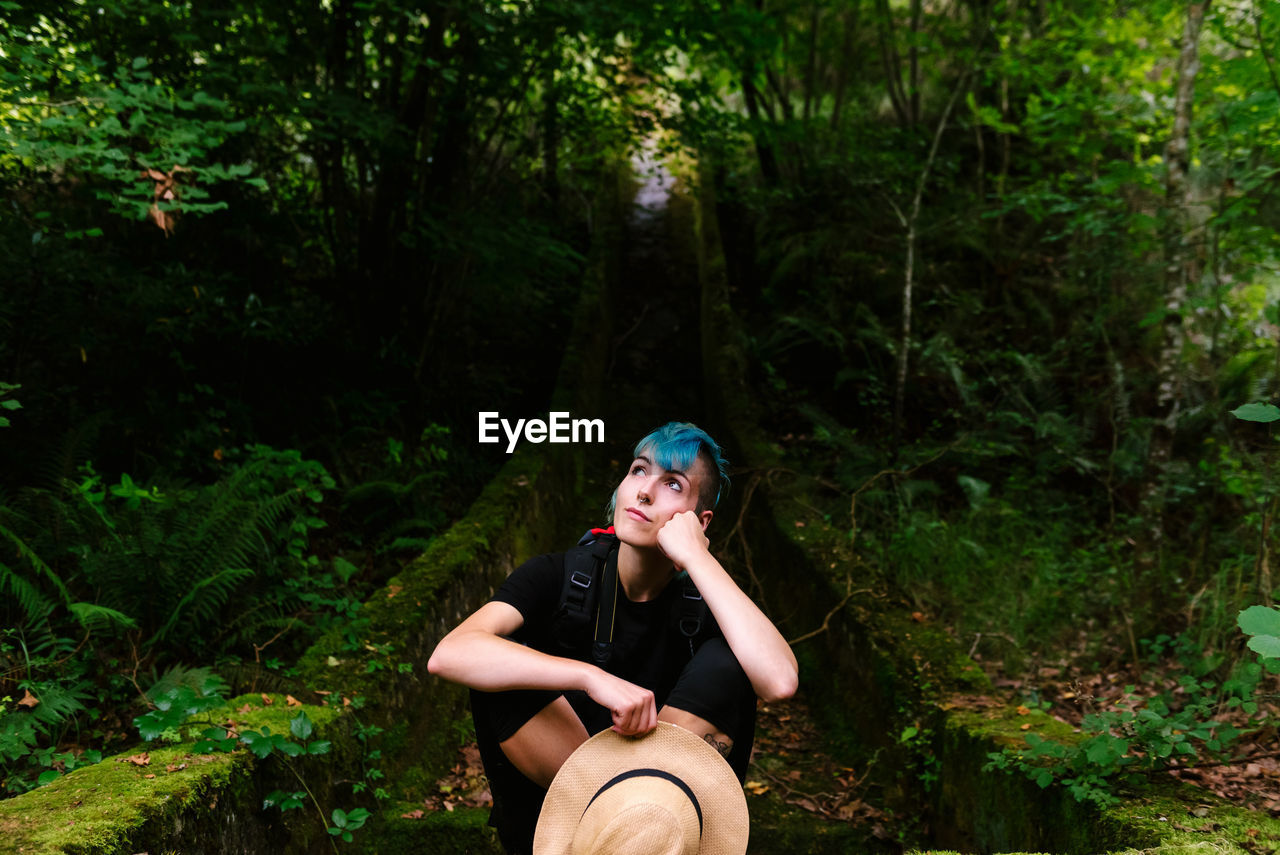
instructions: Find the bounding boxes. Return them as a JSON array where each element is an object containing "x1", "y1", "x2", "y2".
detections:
[{"x1": 610, "y1": 453, "x2": 710, "y2": 547}]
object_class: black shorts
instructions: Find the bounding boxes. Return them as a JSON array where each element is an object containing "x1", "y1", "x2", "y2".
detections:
[{"x1": 470, "y1": 637, "x2": 756, "y2": 855}]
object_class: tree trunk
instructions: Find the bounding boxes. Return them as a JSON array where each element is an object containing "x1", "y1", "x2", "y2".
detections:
[
  {"x1": 875, "y1": 0, "x2": 911, "y2": 128},
  {"x1": 1142, "y1": 0, "x2": 1211, "y2": 558},
  {"x1": 542, "y1": 49, "x2": 560, "y2": 205},
  {"x1": 891, "y1": 73, "x2": 971, "y2": 457},
  {"x1": 742, "y1": 69, "x2": 782, "y2": 185},
  {"x1": 803, "y1": 2, "x2": 820, "y2": 122},
  {"x1": 909, "y1": 0, "x2": 922, "y2": 124},
  {"x1": 829, "y1": 3, "x2": 861, "y2": 132}
]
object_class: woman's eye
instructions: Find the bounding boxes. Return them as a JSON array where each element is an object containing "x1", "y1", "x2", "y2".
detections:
[
  {"x1": 631, "y1": 465, "x2": 645, "y2": 476},
  {"x1": 667, "y1": 480, "x2": 681, "y2": 491}
]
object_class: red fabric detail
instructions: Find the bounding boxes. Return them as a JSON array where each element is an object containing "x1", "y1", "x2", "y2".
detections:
[{"x1": 590, "y1": 526, "x2": 616, "y2": 536}]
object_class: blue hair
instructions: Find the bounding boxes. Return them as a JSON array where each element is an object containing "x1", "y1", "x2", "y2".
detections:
[{"x1": 607, "y1": 422, "x2": 730, "y2": 518}]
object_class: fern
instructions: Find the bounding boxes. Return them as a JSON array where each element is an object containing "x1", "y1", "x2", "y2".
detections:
[
  {"x1": 18, "y1": 681, "x2": 90, "y2": 728},
  {"x1": 152, "y1": 567, "x2": 255, "y2": 646},
  {"x1": 0, "y1": 562, "x2": 54, "y2": 628},
  {"x1": 67, "y1": 602, "x2": 136, "y2": 633},
  {"x1": 0, "y1": 522, "x2": 72, "y2": 611},
  {"x1": 143, "y1": 664, "x2": 228, "y2": 703}
]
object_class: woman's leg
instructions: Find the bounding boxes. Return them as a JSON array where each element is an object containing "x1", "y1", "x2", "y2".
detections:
[
  {"x1": 659, "y1": 637, "x2": 758, "y2": 780},
  {"x1": 472, "y1": 688, "x2": 589, "y2": 854},
  {"x1": 498, "y1": 694, "x2": 590, "y2": 787}
]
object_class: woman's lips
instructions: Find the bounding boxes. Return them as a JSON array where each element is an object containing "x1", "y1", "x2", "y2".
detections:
[{"x1": 625, "y1": 507, "x2": 650, "y2": 522}]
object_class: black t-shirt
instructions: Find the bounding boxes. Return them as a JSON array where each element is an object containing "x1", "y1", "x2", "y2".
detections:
[{"x1": 491, "y1": 552, "x2": 721, "y2": 710}]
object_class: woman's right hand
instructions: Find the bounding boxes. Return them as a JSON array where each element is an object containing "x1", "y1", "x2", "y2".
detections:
[{"x1": 583, "y1": 668, "x2": 657, "y2": 736}]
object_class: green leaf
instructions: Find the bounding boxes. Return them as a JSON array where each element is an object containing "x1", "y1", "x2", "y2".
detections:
[
  {"x1": 333, "y1": 557, "x2": 359, "y2": 583},
  {"x1": 37, "y1": 770, "x2": 61, "y2": 786},
  {"x1": 1230, "y1": 403, "x2": 1280, "y2": 423},
  {"x1": 1246, "y1": 635, "x2": 1280, "y2": 659},
  {"x1": 1238, "y1": 605, "x2": 1280, "y2": 637},
  {"x1": 289, "y1": 711, "x2": 313, "y2": 741},
  {"x1": 307, "y1": 740, "x2": 331, "y2": 755}
]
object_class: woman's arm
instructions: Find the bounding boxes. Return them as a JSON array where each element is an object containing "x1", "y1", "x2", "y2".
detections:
[
  {"x1": 426, "y1": 601, "x2": 660, "y2": 735},
  {"x1": 658, "y1": 511, "x2": 799, "y2": 702}
]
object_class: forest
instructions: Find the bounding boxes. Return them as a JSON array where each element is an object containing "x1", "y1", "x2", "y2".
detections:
[{"x1": 2, "y1": 0, "x2": 1280, "y2": 851}]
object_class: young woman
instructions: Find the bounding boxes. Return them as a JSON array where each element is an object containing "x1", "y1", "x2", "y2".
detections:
[{"x1": 427, "y1": 422, "x2": 797, "y2": 854}]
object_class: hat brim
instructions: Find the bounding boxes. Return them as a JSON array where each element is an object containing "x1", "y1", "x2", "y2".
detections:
[{"x1": 533, "y1": 722, "x2": 749, "y2": 855}]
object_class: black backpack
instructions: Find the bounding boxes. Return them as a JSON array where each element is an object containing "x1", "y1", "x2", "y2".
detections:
[{"x1": 550, "y1": 529, "x2": 711, "y2": 666}]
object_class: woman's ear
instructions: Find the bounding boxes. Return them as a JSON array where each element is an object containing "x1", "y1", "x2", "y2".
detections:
[{"x1": 698, "y1": 509, "x2": 713, "y2": 531}]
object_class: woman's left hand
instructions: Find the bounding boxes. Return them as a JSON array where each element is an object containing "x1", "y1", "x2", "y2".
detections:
[{"x1": 657, "y1": 510, "x2": 710, "y2": 571}]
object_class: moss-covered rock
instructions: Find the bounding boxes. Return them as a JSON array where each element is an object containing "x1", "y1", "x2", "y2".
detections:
[
  {"x1": 364, "y1": 804, "x2": 501, "y2": 855},
  {"x1": 0, "y1": 694, "x2": 354, "y2": 855}
]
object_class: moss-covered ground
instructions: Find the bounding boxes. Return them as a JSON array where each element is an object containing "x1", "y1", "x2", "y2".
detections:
[{"x1": 0, "y1": 694, "x2": 349, "y2": 855}]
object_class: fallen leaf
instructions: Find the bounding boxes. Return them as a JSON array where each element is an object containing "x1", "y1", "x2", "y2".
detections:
[
  {"x1": 1016, "y1": 705, "x2": 1031, "y2": 716},
  {"x1": 238, "y1": 704, "x2": 253, "y2": 714},
  {"x1": 387, "y1": 585, "x2": 403, "y2": 599},
  {"x1": 1020, "y1": 723, "x2": 1032, "y2": 731},
  {"x1": 911, "y1": 611, "x2": 926, "y2": 622},
  {"x1": 285, "y1": 695, "x2": 301, "y2": 707},
  {"x1": 127, "y1": 753, "x2": 150, "y2": 767},
  {"x1": 144, "y1": 774, "x2": 156, "y2": 779},
  {"x1": 165, "y1": 764, "x2": 186, "y2": 773},
  {"x1": 745, "y1": 781, "x2": 769, "y2": 796},
  {"x1": 17, "y1": 689, "x2": 38, "y2": 709},
  {"x1": 400, "y1": 810, "x2": 424, "y2": 819},
  {"x1": 261, "y1": 694, "x2": 273, "y2": 706}
]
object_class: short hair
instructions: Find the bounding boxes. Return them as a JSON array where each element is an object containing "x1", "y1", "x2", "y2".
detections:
[{"x1": 607, "y1": 422, "x2": 731, "y2": 518}]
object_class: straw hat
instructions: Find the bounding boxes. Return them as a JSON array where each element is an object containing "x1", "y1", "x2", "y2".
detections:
[{"x1": 532, "y1": 723, "x2": 749, "y2": 855}]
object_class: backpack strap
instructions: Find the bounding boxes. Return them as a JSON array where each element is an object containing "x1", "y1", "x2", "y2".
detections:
[
  {"x1": 591, "y1": 546, "x2": 620, "y2": 666},
  {"x1": 674, "y1": 573, "x2": 710, "y2": 657},
  {"x1": 552, "y1": 532, "x2": 620, "y2": 662}
]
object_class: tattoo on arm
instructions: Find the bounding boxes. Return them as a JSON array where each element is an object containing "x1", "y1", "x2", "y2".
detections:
[{"x1": 703, "y1": 732, "x2": 731, "y2": 758}]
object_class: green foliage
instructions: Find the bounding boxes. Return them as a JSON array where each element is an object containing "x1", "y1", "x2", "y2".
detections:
[
  {"x1": 0, "y1": 10, "x2": 262, "y2": 227},
  {"x1": 1238, "y1": 605, "x2": 1280, "y2": 668},
  {"x1": 987, "y1": 619, "x2": 1273, "y2": 807},
  {"x1": 0, "y1": 445, "x2": 353, "y2": 800},
  {"x1": 0, "y1": 383, "x2": 19, "y2": 429},
  {"x1": 133, "y1": 671, "x2": 227, "y2": 742},
  {"x1": 1230, "y1": 404, "x2": 1280, "y2": 424},
  {"x1": 328, "y1": 806, "x2": 371, "y2": 843}
]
